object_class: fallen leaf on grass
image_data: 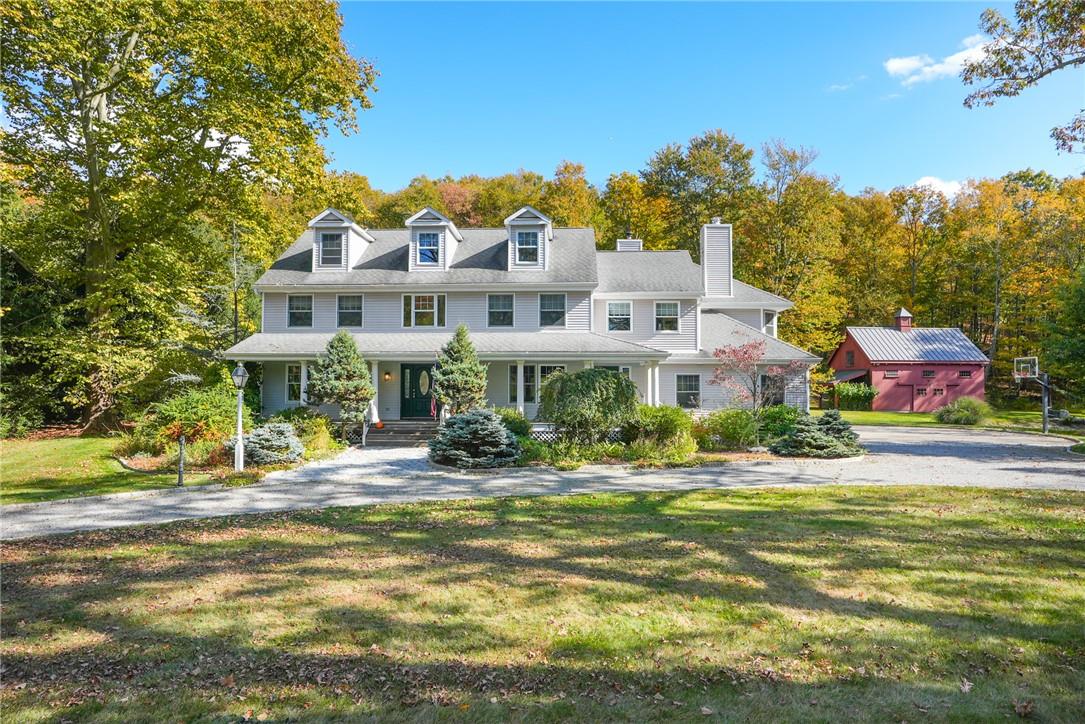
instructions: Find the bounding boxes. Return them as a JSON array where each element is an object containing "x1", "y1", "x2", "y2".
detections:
[
  {"x1": 959, "y1": 678, "x2": 972, "y2": 693},
  {"x1": 701, "y1": 706, "x2": 714, "y2": 715},
  {"x1": 1013, "y1": 699, "x2": 1034, "y2": 718}
]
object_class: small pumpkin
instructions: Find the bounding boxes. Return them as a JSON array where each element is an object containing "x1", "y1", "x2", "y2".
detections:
[{"x1": 375, "y1": 421, "x2": 384, "y2": 429}]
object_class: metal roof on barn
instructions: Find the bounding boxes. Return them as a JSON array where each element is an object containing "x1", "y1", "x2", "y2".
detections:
[{"x1": 847, "y1": 326, "x2": 988, "y2": 363}]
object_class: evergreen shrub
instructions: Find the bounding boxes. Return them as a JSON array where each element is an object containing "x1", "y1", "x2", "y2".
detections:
[{"x1": 429, "y1": 409, "x2": 521, "y2": 469}]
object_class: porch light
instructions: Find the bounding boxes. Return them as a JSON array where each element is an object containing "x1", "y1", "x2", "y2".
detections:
[
  {"x1": 383, "y1": 371, "x2": 392, "y2": 382},
  {"x1": 231, "y1": 363, "x2": 248, "y2": 471}
]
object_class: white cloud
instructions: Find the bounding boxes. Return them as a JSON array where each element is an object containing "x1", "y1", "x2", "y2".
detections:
[
  {"x1": 914, "y1": 176, "x2": 962, "y2": 198},
  {"x1": 884, "y1": 36, "x2": 988, "y2": 86},
  {"x1": 827, "y1": 83, "x2": 852, "y2": 92}
]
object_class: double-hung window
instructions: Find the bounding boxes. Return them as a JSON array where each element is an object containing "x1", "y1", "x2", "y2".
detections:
[
  {"x1": 539, "y1": 365, "x2": 566, "y2": 397},
  {"x1": 597, "y1": 365, "x2": 632, "y2": 378},
  {"x1": 417, "y1": 232, "x2": 439, "y2": 265},
  {"x1": 762, "y1": 310, "x2": 777, "y2": 336},
  {"x1": 509, "y1": 365, "x2": 538, "y2": 404},
  {"x1": 655, "y1": 301, "x2": 679, "y2": 332},
  {"x1": 539, "y1": 294, "x2": 566, "y2": 327},
  {"x1": 488, "y1": 294, "x2": 514, "y2": 327},
  {"x1": 287, "y1": 295, "x2": 313, "y2": 328},
  {"x1": 337, "y1": 295, "x2": 363, "y2": 327},
  {"x1": 402, "y1": 294, "x2": 446, "y2": 328},
  {"x1": 286, "y1": 364, "x2": 304, "y2": 403},
  {"x1": 676, "y1": 374, "x2": 700, "y2": 409},
  {"x1": 320, "y1": 232, "x2": 343, "y2": 266},
  {"x1": 607, "y1": 301, "x2": 631, "y2": 332},
  {"x1": 516, "y1": 231, "x2": 539, "y2": 264}
]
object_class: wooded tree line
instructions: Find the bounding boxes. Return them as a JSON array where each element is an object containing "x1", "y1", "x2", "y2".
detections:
[{"x1": 1, "y1": 0, "x2": 1082, "y2": 434}]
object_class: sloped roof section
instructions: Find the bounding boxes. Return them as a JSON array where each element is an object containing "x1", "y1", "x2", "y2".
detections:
[
  {"x1": 256, "y1": 227, "x2": 598, "y2": 288},
  {"x1": 595, "y1": 250, "x2": 702, "y2": 293},
  {"x1": 666, "y1": 311, "x2": 818, "y2": 363},
  {"x1": 225, "y1": 331, "x2": 665, "y2": 360},
  {"x1": 847, "y1": 326, "x2": 988, "y2": 363}
]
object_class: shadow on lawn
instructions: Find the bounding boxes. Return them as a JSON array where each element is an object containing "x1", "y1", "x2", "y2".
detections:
[{"x1": 2, "y1": 488, "x2": 1083, "y2": 720}]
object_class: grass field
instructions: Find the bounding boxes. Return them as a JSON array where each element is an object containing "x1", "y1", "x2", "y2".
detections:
[
  {"x1": 814, "y1": 408, "x2": 1085, "y2": 439},
  {"x1": 2, "y1": 486, "x2": 1082, "y2": 721},
  {"x1": 0, "y1": 437, "x2": 210, "y2": 505}
]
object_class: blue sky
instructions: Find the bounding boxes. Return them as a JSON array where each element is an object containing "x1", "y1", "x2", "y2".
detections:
[{"x1": 327, "y1": 2, "x2": 1084, "y2": 195}]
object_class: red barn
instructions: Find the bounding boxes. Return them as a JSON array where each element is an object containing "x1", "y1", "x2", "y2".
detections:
[{"x1": 827, "y1": 309, "x2": 988, "y2": 412}]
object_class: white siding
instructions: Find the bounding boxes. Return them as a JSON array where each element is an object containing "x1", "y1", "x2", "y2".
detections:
[
  {"x1": 658, "y1": 364, "x2": 740, "y2": 411},
  {"x1": 263, "y1": 292, "x2": 592, "y2": 333},
  {"x1": 592, "y1": 298, "x2": 697, "y2": 351},
  {"x1": 701, "y1": 223, "x2": 733, "y2": 296},
  {"x1": 377, "y1": 362, "x2": 401, "y2": 420},
  {"x1": 718, "y1": 308, "x2": 761, "y2": 329}
]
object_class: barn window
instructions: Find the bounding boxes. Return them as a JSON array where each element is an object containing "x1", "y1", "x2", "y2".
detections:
[
  {"x1": 845, "y1": 351, "x2": 855, "y2": 368},
  {"x1": 958, "y1": 370, "x2": 972, "y2": 378}
]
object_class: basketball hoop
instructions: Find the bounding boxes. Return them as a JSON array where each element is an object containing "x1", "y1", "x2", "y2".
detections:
[{"x1": 1013, "y1": 356, "x2": 1038, "y2": 384}]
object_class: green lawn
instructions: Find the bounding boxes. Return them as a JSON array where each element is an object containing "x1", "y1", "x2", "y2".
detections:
[
  {"x1": 0, "y1": 436, "x2": 210, "y2": 505},
  {"x1": 814, "y1": 408, "x2": 1085, "y2": 439},
  {"x1": 2, "y1": 487, "x2": 1083, "y2": 721}
]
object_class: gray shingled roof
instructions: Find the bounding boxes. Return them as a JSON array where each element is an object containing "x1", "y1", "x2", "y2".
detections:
[
  {"x1": 225, "y1": 331, "x2": 666, "y2": 360},
  {"x1": 256, "y1": 228, "x2": 598, "y2": 288},
  {"x1": 668, "y1": 311, "x2": 818, "y2": 363},
  {"x1": 595, "y1": 250, "x2": 702, "y2": 293},
  {"x1": 847, "y1": 326, "x2": 988, "y2": 363}
]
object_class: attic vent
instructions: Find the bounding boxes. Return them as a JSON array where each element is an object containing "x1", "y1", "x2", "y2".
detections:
[{"x1": 616, "y1": 238, "x2": 643, "y2": 252}]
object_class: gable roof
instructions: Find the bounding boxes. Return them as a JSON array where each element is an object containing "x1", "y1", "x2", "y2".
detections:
[
  {"x1": 847, "y1": 326, "x2": 988, "y2": 363},
  {"x1": 256, "y1": 227, "x2": 598, "y2": 289},
  {"x1": 405, "y1": 207, "x2": 463, "y2": 241},
  {"x1": 662, "y1": 311, "x2": 818, "y2": 363},
  {"x1": 595, "y1": 250, "x2": 702, "y2": 294}
]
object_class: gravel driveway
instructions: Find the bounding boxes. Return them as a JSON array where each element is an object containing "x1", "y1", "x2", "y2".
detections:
[{"x1": 2, "y1": 426, "x2": 1081, "y2": 540}]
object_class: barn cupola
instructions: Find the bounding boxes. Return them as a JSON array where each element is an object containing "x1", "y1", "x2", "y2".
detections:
[
  {"x1": 504, "y1": 206, "x2": 552, "y2": 271},
  {"x1": 405, "y1": 207, "x2": 463, "y2": 271},
  {"x1": 700, "y1": 217, "x2": 733, "y2": 297},
  {"x1": 308, "y1": 207, "x2": 374, "y2": 272},
  {"x1": 895, "y1": 307, "x2": 913, "y2": 333}
]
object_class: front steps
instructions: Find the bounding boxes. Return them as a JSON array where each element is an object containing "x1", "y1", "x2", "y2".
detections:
[{"x1": 364, "y1": 419, "x2": 439, "y2": 448}]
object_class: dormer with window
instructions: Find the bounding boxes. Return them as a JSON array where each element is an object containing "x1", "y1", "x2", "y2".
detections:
[
  {"x1": 309, "y1": 208, "x2": 374, "y2": 273},
  {"x1": 505, "y1": 206, "x2": 552, "y2": 271},
  {"x1": 405, "y1": 207, "x2": 463, "y2": 271}
]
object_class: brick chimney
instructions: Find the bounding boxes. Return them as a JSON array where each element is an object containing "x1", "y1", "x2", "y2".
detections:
[{"x1": 895, "y1": 307, "x2": 913, "y2": 332}]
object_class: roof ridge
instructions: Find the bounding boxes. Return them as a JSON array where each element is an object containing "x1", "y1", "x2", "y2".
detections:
[{"x1": 703, "y1": 312, "x2": 818, "y2": 359}]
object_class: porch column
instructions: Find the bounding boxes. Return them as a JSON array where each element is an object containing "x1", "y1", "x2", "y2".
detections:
[
  {"x1": 645, "y1": 363, "x2": 654, "y2": 405},
  {"x1": 584, "y1": 360, "x2": 593, "y2": 369},
  {"x1": 369, "y1": 360, "x2": 380, "y2": 423},
  {"x1": 651, "y1": 363, "x2": 661, "y2": 406},
  {"x1": 516, "y1": 360, "x2": 525, "y2": 415}
]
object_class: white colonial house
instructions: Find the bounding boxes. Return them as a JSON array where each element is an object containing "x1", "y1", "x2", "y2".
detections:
[{"x1": 225, "y1": 206, "x2": 818, "y2": 424}]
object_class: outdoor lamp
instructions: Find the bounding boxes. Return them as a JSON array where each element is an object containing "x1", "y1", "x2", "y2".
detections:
[
  {"x1": 383, "y1": 371, "x2": 392, "y2": 382},
  {"x1": 231, "y1": 363, "x2": 250, "y2": 390},
  {"x1": 231, "y1": 363, "x2": 248, "y2": 471}
]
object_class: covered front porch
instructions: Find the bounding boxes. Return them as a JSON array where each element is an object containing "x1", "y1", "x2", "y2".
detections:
[{"x1": 260, "y1": 356, "x2": 669, "y2": 422}]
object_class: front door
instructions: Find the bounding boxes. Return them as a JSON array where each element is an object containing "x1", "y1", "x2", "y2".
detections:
[{"x1": 401, "y1": 364, "x2": 435, "y2": 418}]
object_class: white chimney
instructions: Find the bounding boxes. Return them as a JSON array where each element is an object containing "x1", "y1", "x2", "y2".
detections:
[
  {"x1": 700, "y1": 217, "x2": 733, "y2": 297},
  {"x1": 616, "y1": 237, "x2": 643, "y2": 252}
]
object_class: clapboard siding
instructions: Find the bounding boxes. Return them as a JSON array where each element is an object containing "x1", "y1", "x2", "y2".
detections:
[
  {"x1": 263, "y1": 292, "x2": 592, "y2": 333},
  {"x1": 719, "y1": 308, "x2": 762, "y2": 330},
  {"x1": 658, "y1": 365, "x2": 739, "y2": 411},
  {"x1": 486, "y1": 360, "x2": 589, "y2": 420},
  {"x1": 701, "y1": 224, "x2": 733, "y2": 296},
  {"x1": 592, "y1": 298, "x2": 698, "y2": 351}
]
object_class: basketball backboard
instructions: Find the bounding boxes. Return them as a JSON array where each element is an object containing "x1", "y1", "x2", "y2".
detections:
[{"x1": 1013, "y1": 356, "x2": 1039, "y2": 382}]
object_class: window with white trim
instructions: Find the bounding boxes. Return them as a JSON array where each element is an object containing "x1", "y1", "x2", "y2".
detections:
[
  {"x1": 337, "y1": 295, "x2": 363, "y2": 327},
  {"x1": 917, "y1": 387, "x2": 927, "y2": 396},
  {"x1": 607, "y1": 301, "x2": 631, "y2": 332},
  {"x1": 933, "y1": 388, "x2": 944, "y2": 396},
  {"x1": 922, "y1": 370, "x2": 935, "y2": 378},
  {"x1": 655, "y1": 301, "x2": 679, "y2": 332},
  {"x1": 676, "y1": 374, "x2": 700, "y2": 409},
  {"x1": 509, "y1": 364, "x2": 538, "y2": 404},
  {"x1": 287, "y1": 295, "x2": 313, "y2": 327},
  {"x1": 319, "y1": 232, "x2": 343, "y2": 266},
  {"x1": 539, "y1": 365, "x2": 566, "y2": 397},
  {"x1": 958, "y1": 370, "x2": 972, "y2": 378},
  {"x1": 597, "y1": 365, "x2": 632, "y2": 378},
  {"x1": 286, "y1": 364, "x2": 303, "y2": 403},
  {"x1": 402, "y1": 294, "x2": 446, "y2": 327},
  {"x1": 762, "y1": 310, "x2": 777, "y2": 336},
  {"x1": 516, "y1": 231, "x2": 539, "y2": 264},
  {"x1": 488, "y1": 294, "x2": 514, "y2": 327},
  {"x1": 417, "y1": 232, "x2": 439, "y2": 265},
  {"x1": 539, "y1": 294, "x2": 566, "y2": 327},
  {"x1": 884, "y1": 370, "x2": 899, "y2": 379}
]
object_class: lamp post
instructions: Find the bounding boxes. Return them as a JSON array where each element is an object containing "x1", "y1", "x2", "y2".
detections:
[{"x1": 231, "y1": 362, "x2": 250, "y2": 471}]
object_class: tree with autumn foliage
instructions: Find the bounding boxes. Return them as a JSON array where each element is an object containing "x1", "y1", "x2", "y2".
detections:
[{"x1": 709, "y1": 339, "x2": 809, "y2": 441}]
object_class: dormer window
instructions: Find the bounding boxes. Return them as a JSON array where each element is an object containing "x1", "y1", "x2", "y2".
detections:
[
  {"x1": 516, "y1": 231, "x2": 539, "y2": 264},
  {"x1": 417, "y1": 232, "x2": 439, "y2": 265},
  {"x1": 319, "y1": 232, "x2": 343, "y2": 266}
]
